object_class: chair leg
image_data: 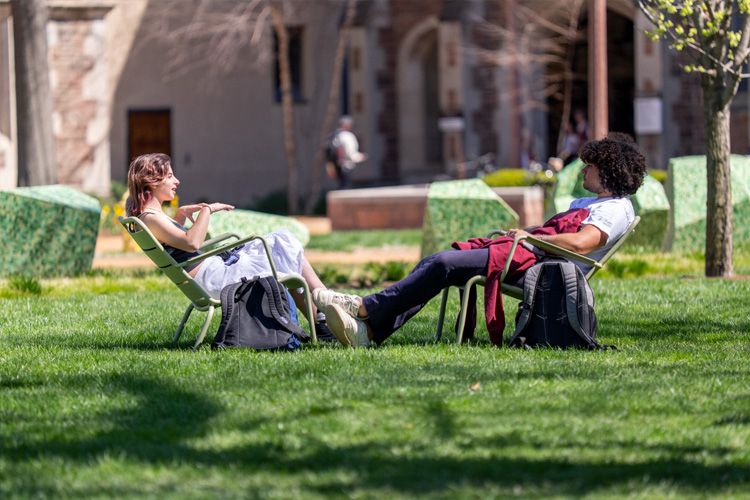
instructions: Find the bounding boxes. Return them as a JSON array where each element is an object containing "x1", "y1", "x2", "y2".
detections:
[
  {"x1": 456, "y1": 275, "x2": 486, "y2": 345},
  {"x1": 192, "y1": 305, "x2": 215, "y2": 351},
  {"x1": 435, "y1": 287, "x2": 450, "y2": 342},
  {"x1": 174, "y1": 304, "x2": 195, "y2": 343},
  {"x1": 456, "y1": 285, "x2": 472, "y2": 345},
  {"x1": 298, "y1": 279, "x2": 317, "y2": 344},
  {"x1": 279, "y1": 274, "x2": 317, "y2": 343}
]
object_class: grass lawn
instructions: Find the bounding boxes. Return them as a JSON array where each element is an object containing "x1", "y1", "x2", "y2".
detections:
[{"x1": 1, "y1": 258, "x2": 749, "y2": 499}]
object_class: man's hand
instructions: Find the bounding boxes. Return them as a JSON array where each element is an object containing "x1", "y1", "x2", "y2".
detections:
[
  {"x1": 507, "y1": 225, "x2": 608, "y2": 255},
  {"x1": 506, "y1": 228, "x2": 532, "y2": 240}
]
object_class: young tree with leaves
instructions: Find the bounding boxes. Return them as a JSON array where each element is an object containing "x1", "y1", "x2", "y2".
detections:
[{"x1": 638, "y1": 0, "x2": 750, "y2": 277}]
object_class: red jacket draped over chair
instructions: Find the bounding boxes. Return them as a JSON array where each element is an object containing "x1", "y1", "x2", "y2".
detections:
[{"x1": 451, "y1": 208, "x2": 591, "y2": 345}]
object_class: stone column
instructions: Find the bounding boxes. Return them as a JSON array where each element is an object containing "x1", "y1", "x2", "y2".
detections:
[
  {"x1": 0, "y1": 9, "x2": 17, "y2": 189},
  {"x1": 438, "y1": 20, "x2": 464, "y2": 173},
  {"x1": 634, "y1": 10, "x2": 665, "y2": 169},
  {"x1": 48, "y1": 3, "x2": 113, "y2": 195}
]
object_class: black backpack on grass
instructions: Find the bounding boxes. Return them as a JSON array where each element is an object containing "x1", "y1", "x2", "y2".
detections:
[
  {"x1": 212, "y1": 276, "x2": 309, "y2": 351},
  {"x1": 509, "y1": 257, "x2": 613, "y2": 350}
]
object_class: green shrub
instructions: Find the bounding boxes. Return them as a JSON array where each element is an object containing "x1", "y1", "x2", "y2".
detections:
[
  {"x1": 110, "y1": 180, "x2": 128, "y2": 200},
  {"x1": 482, "y1": 168, "x2": 533, "y2": 187},
  {"x1": 601, "y1": 258, "x2": 652, "y2": 278},
  {"x1": 8, "y1": 275, "x2": 42, "y2": 295},
  {"x1": 316, "y1": 264, "x2": 350, "y2": 286},
  {"x1": 365, "y1": 261, "x2": 409, "y2": 283},
  {"x1": 649, "y1": 169, "x2": 668, "y2": 184},
  {"x1": 482, "y1": 168, "x2": 557, "y2": 192}
]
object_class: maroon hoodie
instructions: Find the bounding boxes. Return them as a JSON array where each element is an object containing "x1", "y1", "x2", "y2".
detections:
[{"x1": 451, "y1": 207, "x2": 591, "y2": 345}]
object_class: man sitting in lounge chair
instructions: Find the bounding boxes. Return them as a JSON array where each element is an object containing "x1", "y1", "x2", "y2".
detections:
[{"x1": 313, "y1": 133, "x2": 647, "y2": 348}]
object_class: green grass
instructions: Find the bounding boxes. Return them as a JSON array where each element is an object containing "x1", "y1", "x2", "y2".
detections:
[{"x1": 1, "y1": 267, "x2": 750, "y2": 498}]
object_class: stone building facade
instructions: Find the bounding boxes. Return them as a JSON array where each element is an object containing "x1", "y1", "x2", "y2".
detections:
[{"x1": 1, "y1": 0, "x2": 749, "y2": 206}]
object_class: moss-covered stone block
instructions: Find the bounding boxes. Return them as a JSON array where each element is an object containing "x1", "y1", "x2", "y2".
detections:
[
  {"x1": 627, "y1": 174, "x2": 670, "y2": 250},
  {"x1": 0, "y1": 185, "x2": 101, "y2": 277},
  {"x1": 544, "y1": 159, "x2": 594, "y2": 220},
  {"x1": 207, "y1": 209, "x2": 310, "y2": 247},
  {"x1": 421, "y1": 178, "x2": 518, "y2": 258},
  {"x1": 664, "y1": 154, "x2": 750, "y2": 252}
]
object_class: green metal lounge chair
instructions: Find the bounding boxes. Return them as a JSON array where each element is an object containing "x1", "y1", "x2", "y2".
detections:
[
  {"x1": 435, "y1": 216, "x2": 640, "y2": 344},
  {"x1": 119, "y1": 216, "x2": 316, "y2": 350}
]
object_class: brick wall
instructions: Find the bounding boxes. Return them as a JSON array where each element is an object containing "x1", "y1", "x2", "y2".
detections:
[
  {"x1": 327, "y1": 185, "x2": 544, "y2": 230},
  {"x1": 376, "y1": 0, "x2": 446, "y2": 183},
  {"x1": 50, "y1": 20, "x2": 98, "y2": 187}
]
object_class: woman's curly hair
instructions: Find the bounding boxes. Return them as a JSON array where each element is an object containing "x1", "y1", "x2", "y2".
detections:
[{"x1": 579, "y1": 134, "x2": 646, "y2": 197}]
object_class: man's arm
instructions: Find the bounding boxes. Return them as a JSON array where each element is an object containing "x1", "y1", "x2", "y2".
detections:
[{"x1": 506, "y1": 224, "x2": 608, "y2": 255}]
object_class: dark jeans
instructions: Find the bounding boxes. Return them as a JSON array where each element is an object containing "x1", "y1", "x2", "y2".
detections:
[
  {"x1": 334, "y1": 163, "x2": 351, "y2": 188},
  {"x1": 362, "y1": 248, "x2": 490, "y2": 344}
]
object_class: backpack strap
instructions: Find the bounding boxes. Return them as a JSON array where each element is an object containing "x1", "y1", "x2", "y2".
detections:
[
  {"x1": 558, "y1": 261, "x2": 614, "y2": 350},
  {"x1": 256, "y1": 276, "x2": 309, "y2": 340},
  {"x1": 213, "y1": 279, "x2": 245, "y2": 348},
  {"x1": 508, "y1": 262, "x2": 544, "y2": 346},
  {"x1": 559, "y1": 261, "x2": 594, "y2": 344}
]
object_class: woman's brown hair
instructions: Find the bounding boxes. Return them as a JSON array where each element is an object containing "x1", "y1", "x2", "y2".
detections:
[{"x1": 125, "y1": 153, "x2": 172, "y2": 216}]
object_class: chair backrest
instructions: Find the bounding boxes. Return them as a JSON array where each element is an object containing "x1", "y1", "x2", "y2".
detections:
[
  {"x1": 119, "y1": 216, "x2": 216, "y2": 308},
  {"x1": 500, "y1": 215, "x2": 641, "y2": 300},
  {"x1": 585, "y1": 215, "x2": 640, "y2": 280}
]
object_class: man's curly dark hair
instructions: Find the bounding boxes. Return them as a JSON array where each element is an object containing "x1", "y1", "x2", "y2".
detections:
[{"x1": 578, "y1": 133, "x2": 646, "y2": 197}]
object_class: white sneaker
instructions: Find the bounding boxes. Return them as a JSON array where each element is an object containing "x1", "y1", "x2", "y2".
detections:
[
  {"x1": 313, "y1": 289, "x2": 365, "y2": 319},
  {"x1": 325, "y1": 304, "x2": 371, "y2": 348}
]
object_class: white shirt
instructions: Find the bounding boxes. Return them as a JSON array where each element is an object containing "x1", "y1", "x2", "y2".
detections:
[
  {"x1": 333, "y1": 129, "x2": 365, "y2": 170},
  {"x1": 567, "y1": 196, "x2": 635, "y2": 273}
]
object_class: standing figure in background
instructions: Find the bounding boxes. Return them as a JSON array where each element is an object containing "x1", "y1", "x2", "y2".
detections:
[
  {"x1": 560, "y1": 121, "x2": 582, "y2": 166},
  {"x1": 327, "y1": 115, "x2": 366, "y2": 189},
  {"x1": 574, "y1": 108, "x2": 589, "y2": 144}
]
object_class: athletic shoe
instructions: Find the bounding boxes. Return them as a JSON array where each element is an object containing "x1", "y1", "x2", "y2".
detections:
[
  {"x1": 313, "y1": 289, "x2": 365, "y2": 319},
  {"x1": 314, "y1": 321, "x2": 338, "y2": 342},
  {"x1": 324, "y1": 304, "x2": 371, "y2": 348}
]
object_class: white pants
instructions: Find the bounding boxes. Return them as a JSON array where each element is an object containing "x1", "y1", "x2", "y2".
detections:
[{"x1": 193, "y1": 228, "x2": 305, "y2": 299}]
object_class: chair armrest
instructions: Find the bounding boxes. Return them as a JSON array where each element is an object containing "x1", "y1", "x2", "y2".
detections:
[
  {"x1": 200, "y1": 232, "x2": 241, "y2": 250},
  {"x1": 499, "y1": 234, "x2": 600, "y2": 283},
  {"x1": 178, "y1": 234, "x2": 280, "y2": 279},
  {"x1": 486, "y1": 229, "x2": 507, "y2": 239}
]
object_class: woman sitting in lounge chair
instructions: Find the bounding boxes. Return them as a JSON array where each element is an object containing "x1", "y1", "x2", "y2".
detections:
[{"x1": 125, "y1": 153, "x2": 334, "y2": 337}]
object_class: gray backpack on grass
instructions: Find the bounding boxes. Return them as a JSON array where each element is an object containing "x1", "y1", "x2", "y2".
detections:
[
  {"x1": 212, "y1": 276, "x2": 309, "y2": 351},
  {"x1": 509, "y1": 257, "x2": 613, "y2": 350}
]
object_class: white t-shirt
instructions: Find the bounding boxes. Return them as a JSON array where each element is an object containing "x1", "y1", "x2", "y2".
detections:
[
  {"x1": 333, "y1": 129, "x2": 365, "y2": 170},
  {"x1": 567, "y1": 196, "x2": 635, "y2": 273}
]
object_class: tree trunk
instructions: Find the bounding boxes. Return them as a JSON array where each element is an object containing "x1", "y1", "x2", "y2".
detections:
[
  {"x1": 271, "y1": 2, "x2": 298, "y2": 214},
  {"x1": 556, "y1": 0, "x2": 584, "y2": 154},
  {"x1": 10, "y1": 0, "x2": 57, "y2": 186},
  {"x1": 703, "y1": 84, "x2": 734, "y2": 277},
  {"x1": 304, "y1": 0, "x2": 357, "y2": 215}
]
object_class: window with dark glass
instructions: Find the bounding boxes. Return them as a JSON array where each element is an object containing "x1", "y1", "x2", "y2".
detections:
[{"x1": 274, "y1": 26, "x2": 303, "y2": 102}]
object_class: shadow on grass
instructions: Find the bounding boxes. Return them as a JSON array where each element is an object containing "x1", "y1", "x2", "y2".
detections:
[{"x1": 2, "y1": 373, "x2": 748, "y2": 497}]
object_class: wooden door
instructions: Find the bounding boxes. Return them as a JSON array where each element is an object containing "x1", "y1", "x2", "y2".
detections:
[{"x1": 128, "y1": 110, "x2": 171, "y2": 169}]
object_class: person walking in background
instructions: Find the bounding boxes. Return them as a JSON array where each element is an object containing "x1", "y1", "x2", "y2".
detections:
[{"x1": 327, "y1": 115, "x2": 366, "y2": 189}]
